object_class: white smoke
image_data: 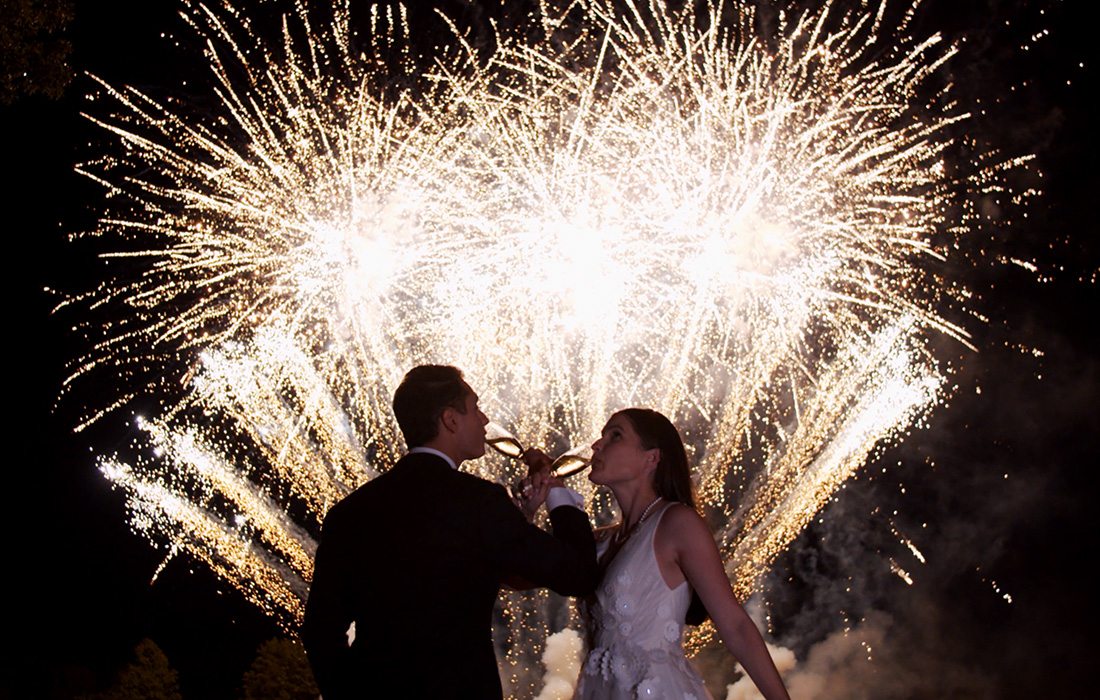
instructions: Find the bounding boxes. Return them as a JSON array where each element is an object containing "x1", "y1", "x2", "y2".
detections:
[
  {"x1": 725, "y1": 609, "x2": 996, "y2": 699},
  {"x1": 782, "y1": 616, "x2": 891, "y2": 700},
  {"x1": 725, "y1": 641, "x2": 797, "y2": 700},
  {"x1": 726, "y1": 617, "x2": 887, "y2": 700},
  {"x1": 534, "y1": 628, "x2": 584, "y2": 700}
]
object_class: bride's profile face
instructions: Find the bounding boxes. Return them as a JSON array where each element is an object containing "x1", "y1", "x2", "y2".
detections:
[{"x1": 588, "y1": 413, "x2": 658, "y2": 487}]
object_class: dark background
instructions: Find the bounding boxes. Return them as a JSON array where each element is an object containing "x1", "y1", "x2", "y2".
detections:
[{"x1": 4, "y1": 0, "x2": 1095, "y2": 697}]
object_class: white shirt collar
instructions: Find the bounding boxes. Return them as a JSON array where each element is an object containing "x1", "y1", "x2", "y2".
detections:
[{"x1": 407, "y1": 446, "x2": 458, "y2": 470}]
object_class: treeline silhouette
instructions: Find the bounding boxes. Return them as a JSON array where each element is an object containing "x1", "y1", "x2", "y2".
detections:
[{"x1": 41, "y1": 637, "x2": 319, "y2": 700}]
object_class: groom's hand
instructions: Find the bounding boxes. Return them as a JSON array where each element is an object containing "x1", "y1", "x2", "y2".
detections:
[
  {"x1": 523, "y1": 448, "x2": 566, "y2": 491},
  {"x1": 515, "y1": 448, "x2": 554, "y2": 521},
  {"x1": 522, "y1": 447, "x2": 552, "y2": 478}
]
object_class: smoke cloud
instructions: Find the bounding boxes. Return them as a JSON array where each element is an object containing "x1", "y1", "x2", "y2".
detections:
[
  {"x1": 725, "y1": 641, "x2": 796, "y2": 700},
  {"x1": 534, "y1": 628, "x2": 584, "y2": 700},
  {"x1": 724, "y1": 609, "x2": 997, "y2": 700}
]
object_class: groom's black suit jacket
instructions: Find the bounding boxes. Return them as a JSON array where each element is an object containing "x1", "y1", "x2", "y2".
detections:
[{"x1": 302, "y1": 451, "x2": 598, "y2": 699}]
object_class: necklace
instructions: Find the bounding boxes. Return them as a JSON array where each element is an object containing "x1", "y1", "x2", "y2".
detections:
[{"x1": 612, "y1": 495, "x2": 663, "y2": 545}]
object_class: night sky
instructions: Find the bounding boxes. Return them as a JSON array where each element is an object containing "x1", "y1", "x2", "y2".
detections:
[{"x1": 4, "y1": 0, "x2": 1096, "y2": 698}]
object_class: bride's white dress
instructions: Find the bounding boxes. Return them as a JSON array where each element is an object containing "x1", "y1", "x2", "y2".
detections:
[{"x1": 575, "y1": 502, "x2": 713, "y2": 699}]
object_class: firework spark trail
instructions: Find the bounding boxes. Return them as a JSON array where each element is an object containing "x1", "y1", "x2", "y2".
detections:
[
  {"x1": 719, "y1": 317, "x2": 940, "y2": 593},
  {"x1": 72, "y1": 0, "x2": 1007, "y2": 694},
  {"x1": 192, "y1": 323, "x2": 377, "y2": 507}
]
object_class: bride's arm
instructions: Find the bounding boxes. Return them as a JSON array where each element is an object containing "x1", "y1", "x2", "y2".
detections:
[{"x1": 663, "y1": 506, "x2": 792, "y2": 700}]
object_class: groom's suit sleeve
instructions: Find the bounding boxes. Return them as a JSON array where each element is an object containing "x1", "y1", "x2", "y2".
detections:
[
  {"x1": 480, "y1": 483, "x2": 598, "y2": 596},
  {"x1": 301, "y1": 506, "x2": 355, "y2": 700}
]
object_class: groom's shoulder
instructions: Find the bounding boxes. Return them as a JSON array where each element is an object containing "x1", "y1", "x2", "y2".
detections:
[
  {"x1": 448, "y1": 465, "x2": 509, "y2": 499},
  {"x1": 328, "y1": 455, "x2": 506, "y2": 509},
  {"x1": 320, "y1": 464, "x2": 406, "y2": 522}
]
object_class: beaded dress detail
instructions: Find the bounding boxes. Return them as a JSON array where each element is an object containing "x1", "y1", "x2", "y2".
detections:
[{"x1": 576, "y1": 502, "x2": 713, "y2": 699}]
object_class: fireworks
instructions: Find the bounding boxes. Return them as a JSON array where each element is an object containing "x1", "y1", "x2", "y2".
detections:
[{"x1": 73, "y1": 0, "x2": 1002, "y2": 694}]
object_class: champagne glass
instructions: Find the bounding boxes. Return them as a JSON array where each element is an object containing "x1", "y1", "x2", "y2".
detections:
[
  {"x1": 485, "y1": 421, "x2": 525, "y2": 458},
  {"x1": 485, "y1": 422, "x2": 530, "y2": 500},
  {"x1": 485, "y1": 422, "x2": 592, "y2": 481},
  {"x1": 548, "y1": 444, "x2": 593, "y2": 478}
]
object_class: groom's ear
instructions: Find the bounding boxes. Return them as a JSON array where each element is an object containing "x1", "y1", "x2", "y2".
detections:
[{"x1": 439, "y1": 406, "x2": 457, "y2": 434}]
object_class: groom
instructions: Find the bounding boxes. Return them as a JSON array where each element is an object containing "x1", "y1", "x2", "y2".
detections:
[{"x1": 302, "y1": 365, "x2": 597, "y2": 699}]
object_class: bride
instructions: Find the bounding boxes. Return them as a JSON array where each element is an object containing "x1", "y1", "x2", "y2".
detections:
[{"x1": 528, "y1": 408, "x2": 790, "y2": 700}]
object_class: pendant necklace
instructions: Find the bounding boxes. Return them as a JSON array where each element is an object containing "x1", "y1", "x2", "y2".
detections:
[{"x1": 613, "y1": 495, "x2": 663, "y2": 545}]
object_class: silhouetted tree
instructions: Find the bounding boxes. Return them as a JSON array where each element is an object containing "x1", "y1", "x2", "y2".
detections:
[
  {"x1": 96, "y1": 638, "x2": 182, "y2": 700},
  {"x1": 240, "y1": 638, "x2": 319, "y2": 700}
]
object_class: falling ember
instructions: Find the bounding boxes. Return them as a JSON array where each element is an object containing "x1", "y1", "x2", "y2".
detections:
[
  {"x1": 70, "y1": 0, "x2": 1023, "y2": 694},
  {"x1": 889, "y1": 558, "x2": 915, "y2": 586},
  {"x1": 890, "y1": 519, "x2": 927, "y2": 563},
  {"x1": 977, "y1": 568, "x2": 1015, "y2": 605}
]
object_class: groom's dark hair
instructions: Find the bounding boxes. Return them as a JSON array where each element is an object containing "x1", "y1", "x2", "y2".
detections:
[{"x1": 393, "y1": 365, "x2": 471, "y2": 447}]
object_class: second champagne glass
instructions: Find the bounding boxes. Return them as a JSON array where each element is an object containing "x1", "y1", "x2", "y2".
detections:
[{"x1": 485, "y1": 421, "x2": 593, "y2": 479}]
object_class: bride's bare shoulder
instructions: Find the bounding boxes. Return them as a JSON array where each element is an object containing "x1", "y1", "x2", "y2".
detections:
[{"x1": 658, "y1": 502, "x2": 710, "y2": 538}]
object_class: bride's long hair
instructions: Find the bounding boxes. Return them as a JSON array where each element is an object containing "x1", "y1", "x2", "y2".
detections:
[
  {"x1": 616, "y1": 408, "x2": 708, "y2": 624},
  {"x1": 615, "y1": 408, "x2": 696, "y2": 510}
]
